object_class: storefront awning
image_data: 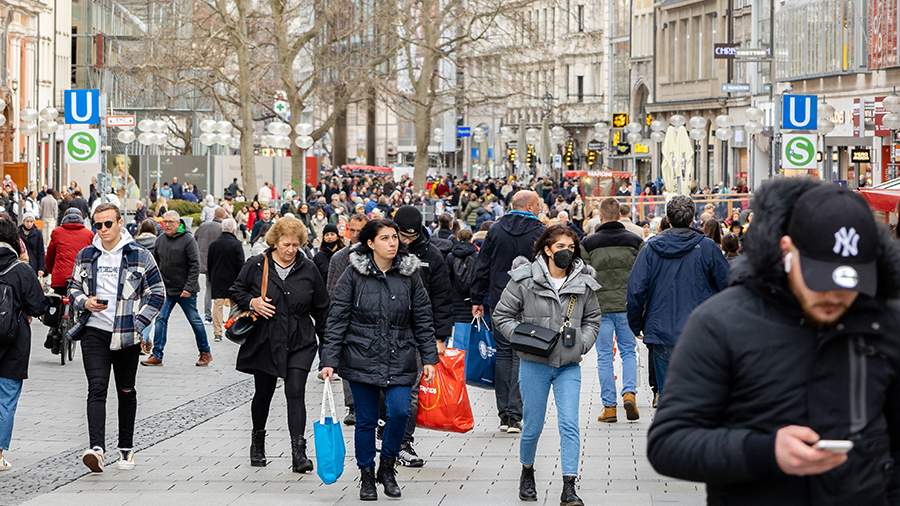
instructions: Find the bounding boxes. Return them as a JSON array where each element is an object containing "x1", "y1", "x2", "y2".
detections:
[{"x1": 859, "y1": 188, "x2": 900, "y2": 213}]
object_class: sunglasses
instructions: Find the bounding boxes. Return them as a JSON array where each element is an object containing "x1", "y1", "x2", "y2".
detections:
[{"x1": 93, "y1": 220, "x2": 117, "y2": 230}]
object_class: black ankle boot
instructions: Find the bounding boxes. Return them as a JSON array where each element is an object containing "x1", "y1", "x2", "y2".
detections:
[
  {"x1": 250, "y1": 429, "x2": 267, "y2": 467},
  {"x1": 560, "y1": 475, "x2": 583, "y2": 506},
  {"x1": 377, "y1": 457, "x2": 401, "y2": 498},
  {"x1": 359, "y1": 467, "x2": 378, "y2": 501},
  {"x1": 291, "y1": 435, "x2": 314, "y2": 473},
  {"x1": 519, "y1": 465, "x2": 537, "y2": 501}
]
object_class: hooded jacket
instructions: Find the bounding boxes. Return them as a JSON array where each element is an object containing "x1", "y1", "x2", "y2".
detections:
[
  {"x1": 0, "y1": 243, "x2": 49, "y2": 380},
  {"x1": 403, "y1": 226, "x2": 453, "y2": 340},
  {"x1": 446, "y1": 240, "x2": 478, "y2": 323},
  {"x1": 18, "y1": 224, "x2": 45, "y2": 275},
  {"x1": 67, "y1": 232, "x2": 166, "y2": 349},
  {"x1": 581, "y1": 221, "x2": 643, "y2": 313},
  {"x1": 135, "y1": 232, "x2": 157, "y2": 252},
  {"x1": 471, "y1": 212, "x2": 546, "y2": 308},
  {"x1": 45, "y1": 222, "x2": 94, "y2": 289},
  {"x1": 626, "y1": 226, "x2": 729, "y2": 346},
  {"x1": 493, "y1": 256, "x2": 601, "y2": 368},
  {"x1": 194, "y1": 218, "x2": 223, "y2": 274},
  {"x1": 153, "y1": 220, "x2": 200, "y2": 296},
  {"x1": 646, "y1": 178, "x2": 900, "y2": 505},
  {"x1": 320, "y1": 251, "x2": 438, "y2": 387},
  {"x1": 208, "y1": 231, "x2": 244, "y2": 299}
]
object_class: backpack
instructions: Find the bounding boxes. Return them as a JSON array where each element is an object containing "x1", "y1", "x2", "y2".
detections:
[
  {"x1": 448, "y1": 252, "x2": 477, "y2": 298},
  {"x1": 0, "y1": 261, "x2": 22, "y2": 346}
]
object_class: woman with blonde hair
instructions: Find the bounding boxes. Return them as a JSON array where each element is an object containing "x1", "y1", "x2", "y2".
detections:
[{"x1": 230, "y1": 216, "x2": 329, "y2": 474}]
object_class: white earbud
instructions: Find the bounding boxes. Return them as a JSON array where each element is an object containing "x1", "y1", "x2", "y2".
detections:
[{"x1": 783, "y1": 252, "x2": 793, "y2": 274}]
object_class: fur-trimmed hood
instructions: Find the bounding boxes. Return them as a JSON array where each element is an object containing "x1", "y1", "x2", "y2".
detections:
[
  {"x1": 733, "y1": 178, "x2": 900, "y2": 301},
  {"x1": 349, "y1": 250, "x2": 421, "y2": 277}
]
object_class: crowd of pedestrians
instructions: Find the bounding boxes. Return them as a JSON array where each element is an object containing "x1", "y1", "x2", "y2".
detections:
[{"x1": 0, "y1": 169, "x2": 898, "y2": 505}]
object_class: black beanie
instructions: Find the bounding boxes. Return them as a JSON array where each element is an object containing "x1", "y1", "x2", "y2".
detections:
[
  {"x1": 322, "y1": 224, "x2": 339, "y2": 237},
  {"x1": 393, "y1": 205, "x2": 422, "y2": 235}
]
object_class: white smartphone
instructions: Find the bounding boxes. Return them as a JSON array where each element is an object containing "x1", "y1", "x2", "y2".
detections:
[{"x1": 814, "y1": 440, "x2": 854, "y2": 454}]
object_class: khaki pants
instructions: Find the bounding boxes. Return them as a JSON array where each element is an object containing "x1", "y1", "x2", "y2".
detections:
[
  {"x1": 212, "y1": 298, "x2": 231, "y2": 338},
  {"x1": 42, "y1": 218, "x2": 55, "y2": 245}
]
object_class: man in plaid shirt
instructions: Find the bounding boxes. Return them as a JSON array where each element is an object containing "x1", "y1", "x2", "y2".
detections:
[{"x1": 67, "y1": 203, "x2": 166, "y2": 473}]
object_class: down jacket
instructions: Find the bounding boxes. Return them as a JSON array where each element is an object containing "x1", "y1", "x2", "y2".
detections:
[
  {"x1": 0, "y1": 244, "x2": 50, "y2": 380},
  {"x1": 580, "y1": 221, "x2": 643, "y2": 313},
  {"x1": 320, "y1": 251, "x2": 438, "y2": 387},
  {"x1": 647, "y1": 178, "x2": 900, "y2": 505},
  {"x1": 45, "y1": 223, "x2": 94, "y2": 289},
  {"x1": 493, "y1": 256, "x2": 601, "y2": 368}
]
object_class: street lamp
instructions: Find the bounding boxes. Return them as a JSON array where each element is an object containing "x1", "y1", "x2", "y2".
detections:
[
  {"x1": 294, "y1": 122, "x2": 314, "y2": 200},
  {"x1": 688, "y1": 116, "x2": 707, "y2": 189},
  {"x1": 816, "y1": 103, "x2": 836, "y2": 181},
  {"x1": 714, "y1": 115, "x2": 734, "y2": 189}
]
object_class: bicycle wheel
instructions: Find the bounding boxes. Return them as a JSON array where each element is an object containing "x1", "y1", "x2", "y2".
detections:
[
  {"x1": 67, "y1": 336, "x2": 77, "y2": 362},
  {"x1": 60, "y1": 331, "x2": 67, "y2": 366}
]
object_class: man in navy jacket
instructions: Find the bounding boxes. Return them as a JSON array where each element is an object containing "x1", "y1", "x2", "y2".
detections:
[{"x1": 626, "y1": 195, "x2": 729, "y2": 397}]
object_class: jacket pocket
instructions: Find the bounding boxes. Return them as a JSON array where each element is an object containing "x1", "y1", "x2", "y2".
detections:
[{"x1": 121, "y1": 271, "x2": 143, "y2": 300}]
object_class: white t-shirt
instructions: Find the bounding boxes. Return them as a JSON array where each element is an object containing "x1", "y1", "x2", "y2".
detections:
[
  {"x1": 87, "y1": 235, "x2": 130, "y2": 331},
  {"x1": 549, "y1": 275, "x2": 566, "y2": 293}
]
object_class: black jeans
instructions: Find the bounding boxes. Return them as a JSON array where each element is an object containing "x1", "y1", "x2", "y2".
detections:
[
  {"x1": 81, "y1": 327, "x2": 141, "y2": 450},
  {"x1": 492, "y1": 310, "x2": 522, "y2": 423},
  {"x1": 251, "y1": 369, "x2": 309, "y2": 437},
  {"x1": 646, "y1": 343, "x2": 658, "y2": 394}
]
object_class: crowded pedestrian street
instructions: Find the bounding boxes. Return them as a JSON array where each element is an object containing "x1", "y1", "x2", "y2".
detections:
[{"x1": 2, "y1": 291, "x2": 702, "y2": 506}]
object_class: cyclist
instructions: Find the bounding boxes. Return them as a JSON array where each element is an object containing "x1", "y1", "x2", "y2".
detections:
[{"x1": 43, "y1": 208, "x2": 93, "y2": 352}]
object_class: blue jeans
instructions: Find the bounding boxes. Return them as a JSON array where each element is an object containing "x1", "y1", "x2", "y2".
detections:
[
  {"x1": 597, "y1": 312, "x2": 638, "y2": 407},
  {"x1": 651, "y1": 345, "x2": 675, "y2": 397},
  {"x1": 349, "y1": 381, "x2": 413, "y2": 469},
  {"x1": 0, "y1": 377, "x2": 23, "y2": 450},
  {"x1": 152, "y1": 294, "x2": 210, "y2": 360},
  {"x1": 518, "y1": 360, "x2": 581, "y2": 476}
]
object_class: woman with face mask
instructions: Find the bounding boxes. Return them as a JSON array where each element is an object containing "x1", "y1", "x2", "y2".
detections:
[
  {"x1": 312, "y1": 224, "x2": 344, "y2": 286},
  {"x1": 492, "y1": 225, "x2": 601, "y2": 506}
]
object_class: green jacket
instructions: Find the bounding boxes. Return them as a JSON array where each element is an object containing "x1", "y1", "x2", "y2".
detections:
[{"x1": 580, "y1": 221, "x2": 643, "y2": 313}]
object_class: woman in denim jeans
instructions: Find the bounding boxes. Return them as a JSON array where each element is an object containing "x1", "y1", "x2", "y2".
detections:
[{"x1": 493, "y1": 225, "x2": 601, "y2": 506}]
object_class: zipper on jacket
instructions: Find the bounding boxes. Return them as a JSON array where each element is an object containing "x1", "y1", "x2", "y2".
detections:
[{"x1": 848, "y1": 337, "x2": 867, "y2": 434}]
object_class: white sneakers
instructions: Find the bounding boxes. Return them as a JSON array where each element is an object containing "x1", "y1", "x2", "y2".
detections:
[
  {"x1": 82, "y1": 447, "x2": 105, "y2": 472},
  {"x1": 117, "y1": 449, "x2": 135, "y2": 470},
  {"x1": 0, "y1": 456, "x2": 11, "y2": 471}
]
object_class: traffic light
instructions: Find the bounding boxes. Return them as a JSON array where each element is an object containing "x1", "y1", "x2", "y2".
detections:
[
  {"x1": 586, "y1": 149, "x2": 597, "y2": 166},
  {"x1": 507, "y1": 147, "x2": 517, "y2": 163},
  {"x1": 564, "y1": 140, "x2": 575, "y2": 169},
  {"x1": 526, "y1": 144, "x2": 536, "y2": 167}
]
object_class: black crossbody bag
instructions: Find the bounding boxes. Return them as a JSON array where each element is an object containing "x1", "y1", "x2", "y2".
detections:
[{"x1": 510, "y1": 294, "x2": 577, "y2": 357}]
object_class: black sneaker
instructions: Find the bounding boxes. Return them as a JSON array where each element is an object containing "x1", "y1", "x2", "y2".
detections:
[
  {"x1": 507, "y1": 420, "x2": 522, "y2": 434},
  {"x1": 499, "y1": 415, "x2": 510, "y2": 432},
  {"x1": 398, "y1": 442, "x2": 424, "y2": 468},
  {"x1": 343, "y1": 407, "x2": 356, "y2": 426}
]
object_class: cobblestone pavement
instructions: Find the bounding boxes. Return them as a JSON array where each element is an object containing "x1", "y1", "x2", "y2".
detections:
[{"x1": 2, "y1": 283, "x2": 705, "y2": 506}]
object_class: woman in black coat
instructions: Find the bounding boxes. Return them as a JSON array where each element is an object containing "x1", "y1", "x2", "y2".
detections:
[
  {"x1": 207, "y1": 219, "x2": 245, "y2": 341},
  {"x1": 0, "y1": 218, "x2": 49, "y2": 470},
  {"x1": 312, "y1": 223, "x2": 343, "y2": 285},
  {"x1": 319, "y1": 219, "x2": 438, "y2": 501},
  {"x1": 17, "y1": 214, "x2": 44, "y2": 278},
  {"x1": 230, "y1": 216, "x2": 328, "y2": 474}
]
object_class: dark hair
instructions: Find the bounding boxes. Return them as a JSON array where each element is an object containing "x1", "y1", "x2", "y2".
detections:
[
  {"x1": 703, "y1": 219, "x2": 722, "y2": 245},
  {"x1": 659, "y1": 216, "x2": 671, "y2": 232},
  {"x1": 619, "y1": 203, "x2": 632, "y2": 218},
  {"x1": 479, "y1": 220, "x2": 494, "y2": 232},
  {"x1": 533, "y1": 224, "x2": 581, "y2": 272},
  {"x1": 722, "y1": 234, "x2": 740, "y2": 256},
  {"x1": 349, "y1": 212, "x2": 369, "y2": 224},
  {"x1": 356, "y1": 219, "x2": 399, "y2": 255},
  {"x1": 456, "y1": 228, "x2": 473, "y2": 242},
  {"x1": 138, "y1": 219, "x2": 158, "y2": 236},
  {"x1": 0, "y1": 218, "x2": 19, "y2": 254},
  {"x1": 438, "y1": 213, "x2": 453, "y2": 230},
  {"x1": 600, "y1": 198, "x2": 620, "y2": 221},
  {"x1": 666, "y1": 196, "x2": 695, "y2": 228},
  {"x1": 93, "y1": 203, "x2": 122, "y2": 220}
]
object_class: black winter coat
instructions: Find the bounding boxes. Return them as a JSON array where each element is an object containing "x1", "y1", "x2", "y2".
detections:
[
  {"x1": 313, "y1": 244, "x2": 339, "y2": 287},
  {"x1": 18, "y1": 225, "x2": 44, "y2": 275},
  {"x1": 446, "y1": 240, "x2": 478, "y2": 324},
  {"x1": 0, "y1": 245, "x2": 50, "y2": 379},
  {"x1": 207, "y1": 232, "x2": 244, "y2": 299},
  {"x1": 320, "y1": 251, "x2": 438, "y2": 387},
  {"x1": 647, "y1": 178, "x2": 900, "y2": 505},
  {"x1": 471, "y1": 212, "x2": 544, "y2": 308},
  {"x1": 404, "y1": 229, "x2": 454, "y2": 340},
  {"x1": 153, "y1": 221, "x2": 200, "y2": 296},
  {"x1": 230, "y1": 251, "x2": 328, "y2": 378}
]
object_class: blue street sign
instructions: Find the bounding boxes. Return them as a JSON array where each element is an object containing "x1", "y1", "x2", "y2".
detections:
[
  {"x1": 782, "y1": 94, "x2": 818, "y2": 130},
  {"x1": 457, "y1": 126, "x2": 472, "y2": 138},
  {"x1": 64, "y1": 89, "x2": 100, "y2": 125},
  {"x1": 471, "y1": 147, "x2": 479, "y2": 159}
]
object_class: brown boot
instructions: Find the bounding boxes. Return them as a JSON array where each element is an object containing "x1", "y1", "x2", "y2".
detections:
[
  {"x1": 141, "y1": 355, "x2": 163, "y2": 367},
  {"x1": 598, "y1": 406, "x2": 617, "y2": 423},
  {"x1": 196, "y1": 352, "x2": 213, "y2": 367},
  {"x1": 623, "y1": 392, "x2": 640, "y2": 421}
]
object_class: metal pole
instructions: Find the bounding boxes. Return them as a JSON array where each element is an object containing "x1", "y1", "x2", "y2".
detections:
[{"x1": 301, "y1": 150, "x2": 307, "y2": 202}]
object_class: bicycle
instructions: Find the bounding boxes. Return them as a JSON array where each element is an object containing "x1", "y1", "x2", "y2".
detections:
[{"x1": 41, "y1": 293, "x2": 77, "y2": 365}]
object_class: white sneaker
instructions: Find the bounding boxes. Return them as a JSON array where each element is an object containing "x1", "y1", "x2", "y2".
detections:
[
  {"x1": 82, "y1": 446, "x2": 105, "y2": 473},
  {"x1": 0, "y1": 456, "x2": 11, "y2": 471},
  {"x1": 117, "y1": 449, "x2": 135, "y2": 470}
]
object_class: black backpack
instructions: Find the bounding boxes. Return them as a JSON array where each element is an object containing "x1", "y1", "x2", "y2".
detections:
[
  {"x1": 448, "y1": 252, "x2": 477, "y2": 298},
  {"x1": 0, "y1": 261, "x2": 22, "y2": 346}
]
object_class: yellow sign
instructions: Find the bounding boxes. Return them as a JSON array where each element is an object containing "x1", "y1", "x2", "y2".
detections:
[
  {"x1": 612, "y1": 113, "x2": 628, "y2": 128},
  {"x1": 635, "y1": 143, "x2": 650, "y2": 154},
  {"x1": 612, "y1": 131, "x2": 622, "y2": 146},
  {"x1": 645, "y1": 114, "x2": 653, "y2": 126}
]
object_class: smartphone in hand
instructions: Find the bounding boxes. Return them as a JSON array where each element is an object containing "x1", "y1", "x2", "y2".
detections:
[{"x1": 814, "y1": 440, "x2": 854, "y2": 454}]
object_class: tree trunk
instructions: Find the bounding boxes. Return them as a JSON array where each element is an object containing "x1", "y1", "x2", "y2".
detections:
[
  {"x1": 366, "y1": 86, "x2": 376, "y2": 166},
  {"x1": 413, "y1": 100, "x2": 431, "y2": 190},
  {"x1": 235, "y1": 3, "x2": 256, "y2": 198},
  {"x1": 334, "y1": 88, "x2": 348, "y2": 168}
]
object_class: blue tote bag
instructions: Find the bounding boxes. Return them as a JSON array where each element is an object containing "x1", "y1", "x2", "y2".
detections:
[
  {"x1": 313, "y1": 380, "x2": 345, "y2": 485},
  {"x1": 451, "y1": 318, "x2": 496, "y2": 389}
]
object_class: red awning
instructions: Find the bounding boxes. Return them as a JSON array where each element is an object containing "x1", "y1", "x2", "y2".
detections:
[
  {"x1": 859, "y1": 188, "x2": 900, "y2": 213},
  {"x1": 343, "y1": 164, "x2": 392, "y2": 174},
  {"x1": 564, "y1": 170, "x2": 633, "y2": 179}
]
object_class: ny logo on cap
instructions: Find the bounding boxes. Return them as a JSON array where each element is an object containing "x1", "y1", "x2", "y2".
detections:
[{"x1": 833, "y1": 227, "x2": 859, "y2": 257}]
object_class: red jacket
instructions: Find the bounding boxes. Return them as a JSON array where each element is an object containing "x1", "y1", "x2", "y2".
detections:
[{"x1": 45, "y1": 223, "x2": 94, "y2": 289}]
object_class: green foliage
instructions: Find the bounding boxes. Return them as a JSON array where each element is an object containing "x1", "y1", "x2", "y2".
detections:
[{"x1": 164, "y1": 199, "x2": 203, "y2": 216}]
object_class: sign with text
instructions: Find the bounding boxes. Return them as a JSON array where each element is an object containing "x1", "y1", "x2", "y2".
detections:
[
  {"x1": 851, "y1": 148, "x2": 871, "y2": 163},
  {"x1": 714, "y1": 43, "x2": 739, "y2": 59},
  {"x1": 106, "y1": 115, "x2": 135, "y2": 128}
]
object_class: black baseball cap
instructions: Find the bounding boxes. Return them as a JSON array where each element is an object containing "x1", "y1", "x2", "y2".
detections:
[{"x1": 787, "y1": 184, "x2": 878, "y2": 296}]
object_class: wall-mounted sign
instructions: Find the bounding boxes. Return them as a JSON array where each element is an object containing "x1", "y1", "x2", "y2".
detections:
[
  {"x1": 714, "y1": 43, "x2": 739, "y2": 59},
  {"x1": 851, "y1": 148, "x2": 871, "y2": 163},
  {"x1": 612, "y1": 113, "x2": 628, "y2": 128}
]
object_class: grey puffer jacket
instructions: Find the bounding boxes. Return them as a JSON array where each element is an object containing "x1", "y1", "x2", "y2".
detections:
[{"x1": 493, "y1": 256, "x2": 601, "y2": 368}]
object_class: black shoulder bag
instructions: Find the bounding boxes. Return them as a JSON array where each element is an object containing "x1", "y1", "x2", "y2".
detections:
[{"x1": 510, "y1": 294, "x2": 577, "y2": 357}]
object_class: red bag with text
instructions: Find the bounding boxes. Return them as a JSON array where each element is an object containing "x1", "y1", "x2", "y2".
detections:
[{"x1": 416, "y1": 349, "x2": 474, "y2": 433}]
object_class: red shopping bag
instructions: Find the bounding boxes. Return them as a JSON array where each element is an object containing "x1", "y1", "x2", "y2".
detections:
[{"x1": 416, "y1": 349, "x2": 474, "y2": 433}]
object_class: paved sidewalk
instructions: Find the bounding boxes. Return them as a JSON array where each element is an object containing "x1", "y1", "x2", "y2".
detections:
[{"x1": 3, "y1": 283, "x2": 704, "y2": 505}]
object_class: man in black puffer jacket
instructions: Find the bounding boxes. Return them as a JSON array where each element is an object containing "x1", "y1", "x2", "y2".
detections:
[
  {"x1": 647, "y1": 178, "x2": 900, "y2": 505},
  {"x1": 392, "y1": 205, "x2": 452, "y2": 467}
]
